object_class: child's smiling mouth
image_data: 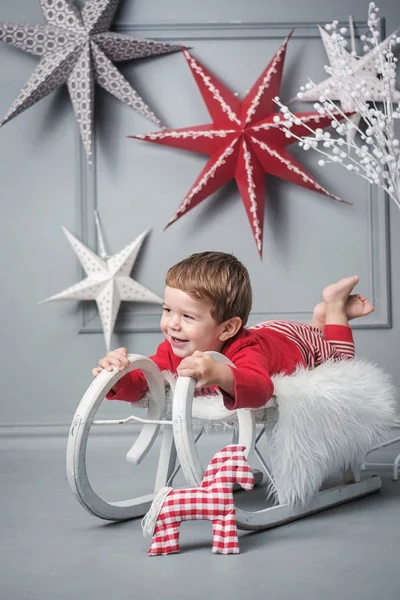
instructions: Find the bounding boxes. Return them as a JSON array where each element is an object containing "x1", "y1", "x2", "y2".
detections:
[{"x1": 170, "y1": 335, "x2": 189, "y2": 347}]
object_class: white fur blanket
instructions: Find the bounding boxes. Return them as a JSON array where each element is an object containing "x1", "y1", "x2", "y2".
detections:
[
  {"x1": 136, "y1": 359, "x2": 397, "y2": 506},
  {"x1": 269, "y1": 359, "x2": 397, "y2": 505}
]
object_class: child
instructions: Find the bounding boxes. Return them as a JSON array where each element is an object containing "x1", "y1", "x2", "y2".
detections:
[{"x1": 92, "y1": 252, "x2": 374, "y2": 410}]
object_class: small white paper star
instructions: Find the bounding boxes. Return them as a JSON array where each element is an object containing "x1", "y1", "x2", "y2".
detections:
[
  {"x1": 300, "y1": 25, "x2": 400, "y2": 140},
  {"x1": 42, "y1": 226, "x2": 162, "y2": 350}
]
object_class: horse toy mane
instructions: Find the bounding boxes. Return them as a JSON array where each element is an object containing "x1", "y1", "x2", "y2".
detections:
[{"x1": 142, "y1": 444, "x2": 255, "y2": 555}]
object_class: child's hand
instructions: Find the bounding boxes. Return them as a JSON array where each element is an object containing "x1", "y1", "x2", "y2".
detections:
[
  {"x1": 177, "y1": 351, "x2": 222, "y2": 390},
  {"x1": 92, "y1": 347, "x2": 131, "y2": 377}
]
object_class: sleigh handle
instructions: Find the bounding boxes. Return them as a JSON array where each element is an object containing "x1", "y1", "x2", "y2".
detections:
[{"x1": 172, "y1": 351, "x2": 256, "y2": 487}]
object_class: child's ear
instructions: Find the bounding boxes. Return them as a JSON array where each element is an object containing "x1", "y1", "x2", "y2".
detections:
[{"x1": 219, "y1": 317, "x2": 242, "y2": 341}]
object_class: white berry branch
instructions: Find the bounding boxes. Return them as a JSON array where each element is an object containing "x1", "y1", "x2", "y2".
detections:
[{"x1": 274, "y1": 3, "x2": 400, "y2": 210}]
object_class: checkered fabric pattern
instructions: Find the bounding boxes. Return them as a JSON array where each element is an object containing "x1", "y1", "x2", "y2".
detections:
[{"x1": 147, "y1": 445, "x2": 255, "y2": 555}]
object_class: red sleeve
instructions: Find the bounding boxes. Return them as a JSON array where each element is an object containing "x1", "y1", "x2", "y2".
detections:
[
  {"x1": 221, "y1": 342, "x2": 274, "y2": 410},
  {"x1": 106, "y1": 340, "x2": 173, "y2": 403},
  {"x1": 323, "y1": 324, "x2": 354, "y2": 343}
]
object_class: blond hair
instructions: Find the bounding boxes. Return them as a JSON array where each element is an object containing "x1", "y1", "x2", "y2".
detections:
[{"x1": 165, "y1": 251, "x2": 252, "y2": 325}]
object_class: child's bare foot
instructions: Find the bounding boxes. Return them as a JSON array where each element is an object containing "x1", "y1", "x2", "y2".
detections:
[
  {"x1": 345, "y1": 293, "x2": 374, "y2": 319},
  {"x1": 312, "y1": 293, "x2": 374, "y2": 329},
  {"x1": 312, "y1": 276, "x2": 374, "y2": 330},
  {"x1": 322, "y1": 275, "x2": 360, "y2": 305}
]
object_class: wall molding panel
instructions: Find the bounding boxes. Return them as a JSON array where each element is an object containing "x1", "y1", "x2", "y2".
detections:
[{"x1": 77, "y1": 20, "x2": 391, "y2": 335}]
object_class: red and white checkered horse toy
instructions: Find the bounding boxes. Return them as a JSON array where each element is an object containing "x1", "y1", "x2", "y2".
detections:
[{"x1": 142, "y1": 444, "x2": 255, "y2": 555}]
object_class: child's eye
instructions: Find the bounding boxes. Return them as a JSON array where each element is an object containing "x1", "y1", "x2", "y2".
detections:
[
  {"x1": 163, "y1": 307, "x2": 171, "y2": 313},
  {"x1": 183, "y1": 314, "x2": 194, "y2": 320}
]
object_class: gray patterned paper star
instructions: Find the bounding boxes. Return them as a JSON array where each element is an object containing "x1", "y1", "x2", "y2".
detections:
[
  {"x1": 0, "y1": 0, "x2": 181, "y2": 160},
  {"x1": 42, "y1": 226, "x2": 162, "y2": 350}
]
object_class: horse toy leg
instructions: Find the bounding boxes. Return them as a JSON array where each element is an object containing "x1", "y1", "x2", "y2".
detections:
[
  {"x1": 148, "y1": 521, "x2": 181, "y2": 556},
  {"x1": 211, "y1": 509, "x2": 239, "y2": 554}
]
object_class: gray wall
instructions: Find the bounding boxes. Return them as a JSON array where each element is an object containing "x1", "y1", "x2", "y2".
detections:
[{"x1": 1, "y1": 0, "x2": 399, "y2": 426}]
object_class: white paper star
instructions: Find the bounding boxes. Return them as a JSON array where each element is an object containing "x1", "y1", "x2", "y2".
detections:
[
  {"x1": 300, "y1": 25, "x2": 400, "y2": 140},
  {"x1": 42, "y1": 226, "x2": 162, "y2": 350},
  {"x1": 0, "y1": 0, "x2": 181, "y2": 160}
]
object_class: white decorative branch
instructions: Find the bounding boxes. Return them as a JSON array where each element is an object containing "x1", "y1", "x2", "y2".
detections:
[{"x1": 274, "y1": 3, "x2": 400, "y2": 209}]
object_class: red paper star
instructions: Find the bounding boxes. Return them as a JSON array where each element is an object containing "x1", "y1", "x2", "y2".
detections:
[{"x1": 130, "y1": 35, "x2": 344, "y2": 256}]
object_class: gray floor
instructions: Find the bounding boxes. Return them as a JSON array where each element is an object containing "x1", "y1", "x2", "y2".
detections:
[{"x1": 1, "y1": 429, "x2": 399, "y2": 600}]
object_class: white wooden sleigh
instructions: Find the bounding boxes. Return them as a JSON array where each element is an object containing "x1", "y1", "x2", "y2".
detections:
[{"x1": 67, "y1": 352, "x2": 397, "y2": 532}]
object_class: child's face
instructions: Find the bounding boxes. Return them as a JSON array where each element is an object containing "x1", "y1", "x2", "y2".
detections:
[{"x1": 160, "y1": 286, "x2": 226, "y2": 358}]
